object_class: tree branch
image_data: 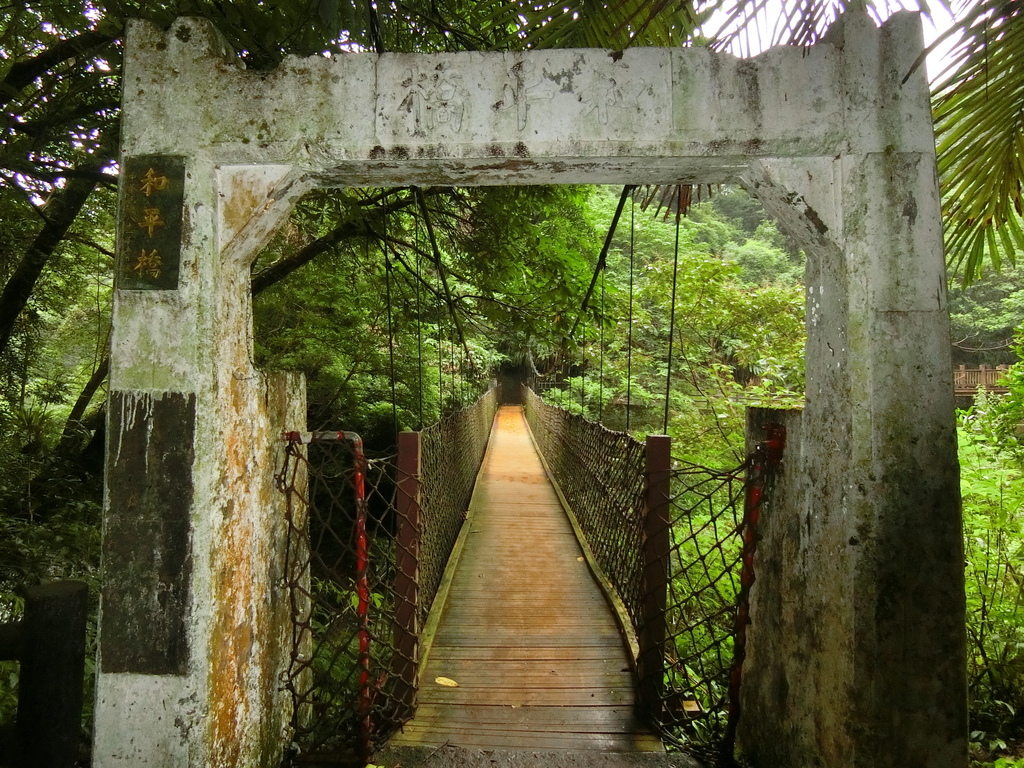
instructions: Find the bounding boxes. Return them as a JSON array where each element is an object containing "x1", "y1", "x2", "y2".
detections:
[
  {"x1": 0, "y1": 29, "x2": 119, "y2": 112},
  {"x1": 0, "y1": 152, "x2": 109, "y2": 357},
  {"x1": 58, "y1": 355, "x2": 109, "y2": 450},
  {"x1": 381, "y1": 237, "x2": 445, "y2": 305},
  {"x1": 250, "y1": 187, "x2": 448, "y2": 296}
]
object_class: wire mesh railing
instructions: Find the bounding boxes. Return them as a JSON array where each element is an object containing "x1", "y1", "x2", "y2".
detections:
[
  {"x1": 276, "y1": 385, "x2": 498, "y2": 765},
  {"x1": 521, "y1": 384, "x2": 646, "y2": 631},
  {"x1": 521, "y1": 384, "x2": 783, "y2": 765},
  {"x1": 418, "y1": 385, "x2": 498, "y2": 627},
  {"x1": 277, "y1": 434, "x2": 399, "y2": 765},
  {"x1": 275, "y1": 382, "x2": 780, "y2": 764},
  {"x1": 657, "y1": 459, "x2": 748, "y2": 757}
]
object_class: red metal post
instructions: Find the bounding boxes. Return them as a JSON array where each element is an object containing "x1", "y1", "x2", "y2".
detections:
[
  {"x1": 721, "y1": 422, "x2": 785, "y2": 765},
  {"x1": 392, "y1": 430, "x2": 422, "y2": 722},
  {"x1": 348, "y1": 434, "x2": 372, "y2": 761},
  {"x1": 638, "y1": 434, "x2": 671, "y2": 723}
]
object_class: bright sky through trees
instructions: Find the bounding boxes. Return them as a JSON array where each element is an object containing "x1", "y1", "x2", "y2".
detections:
[{"x1": 700, "y1": 0, "x2": 963, "y2": 82}]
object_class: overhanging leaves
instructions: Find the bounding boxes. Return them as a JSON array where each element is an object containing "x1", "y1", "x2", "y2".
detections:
[{"x1": 933, "y1": 0, "x2": 1024, "y2": 283}]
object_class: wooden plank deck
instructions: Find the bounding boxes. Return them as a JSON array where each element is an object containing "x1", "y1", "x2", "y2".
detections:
[{"x1": 389, "y1": 405, "x2": 662, "y2": 752}]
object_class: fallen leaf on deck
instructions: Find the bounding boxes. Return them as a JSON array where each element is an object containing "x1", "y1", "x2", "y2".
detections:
[{"x1": 434, "y1": 676, "x2": 459, "y2": 687}]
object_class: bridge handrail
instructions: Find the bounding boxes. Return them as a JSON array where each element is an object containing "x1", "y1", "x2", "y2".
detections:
[
  {"x1": 521, "y1": 385, "x2": 648, "y2": 641},
  {"x1": 418, "y1": 384, "x2": 499, "y2": 626},
  {"x1": 522, "y1": 384, "x2": 776, "y2": 756},
  {"x1": 953, "y1": 364, "x2": 1010, "y2": 392},
  {"x1": 277, "y1": 384, "x2": 499, "y2": 757}
]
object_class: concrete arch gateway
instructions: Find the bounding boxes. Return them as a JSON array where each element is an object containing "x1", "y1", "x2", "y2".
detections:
[{"x1": 97, "y1": 12, "x2": 966, "y2": 768}]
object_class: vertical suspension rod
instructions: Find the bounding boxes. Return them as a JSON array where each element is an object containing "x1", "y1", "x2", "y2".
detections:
[
  {"x1": 384, "y1": 248, "x2": 398, "y2": 435},
  {"x1": 626, "y1": 196, "x2": 634, "y2": 431},
  {"x1": 663, "y1": 191, "x2": 682, "y2": 435},
  {"x1": 569, "y1": 184, "x2": 634, "y2": 339}
]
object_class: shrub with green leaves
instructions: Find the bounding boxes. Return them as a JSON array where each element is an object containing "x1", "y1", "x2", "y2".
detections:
[{"x1": 958, "y1": 396, "x2": 1024, "y2": 762}]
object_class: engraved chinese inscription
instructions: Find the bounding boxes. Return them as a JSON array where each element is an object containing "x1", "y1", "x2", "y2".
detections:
[
  {"x1": 497, "y1": 61, "x2": 649, "y2": 131},
  {"x1": 131, "y1": 248, "x2": 163, "y2": 279},
  {"x1": 376, "y1": 52, "x2": 669, "y2": 144},
  {"x1": 139, "y1": 167, "x2": 170, "y2": 196},
  {"x1": 117, "y1": 155, "x2": 185, "y2": 291},
  {"x1": 495, "y1": 62, "x2": 556, "y2": 131},
  {"x1": 578, "y1": 77, "x2": 648, "y2": 125},
  {"x1": 139, "y1": 207, "x2": 165, "y2": 237},
  {"x1": 398, "y1": 67, "x2": 467, "y2": 135}
]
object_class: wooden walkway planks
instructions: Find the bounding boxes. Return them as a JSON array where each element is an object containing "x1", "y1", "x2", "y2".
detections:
[{"x1": 389, "y1": 405, "x2": 662, "y2": 752}]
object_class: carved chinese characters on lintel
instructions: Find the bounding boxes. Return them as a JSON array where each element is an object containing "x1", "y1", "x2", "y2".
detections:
[
  {"x1": 382, "y1": 59, "x2": 652, "y2": 140},
  {"x1": 495, "y1": 63, "x2": 649, "y2": 130},
  {"x1": 117, "y1": 156, "x2": 185, "y2": 291},
  {"x1": 398, "y1": 68, "x2": 468, "y2": 136}
]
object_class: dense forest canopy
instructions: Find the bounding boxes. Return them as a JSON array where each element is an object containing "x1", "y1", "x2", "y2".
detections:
[{"x1": 0, "y1": 0, "x2": 1023, "y2": 765}]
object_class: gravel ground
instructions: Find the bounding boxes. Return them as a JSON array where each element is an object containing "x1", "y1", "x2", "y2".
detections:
[{"x1": 370, "y1": 745, "x2": 706, "y2": 768}]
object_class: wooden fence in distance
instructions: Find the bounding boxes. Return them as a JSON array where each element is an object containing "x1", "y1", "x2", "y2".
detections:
[{"x1": 954, "y1": 365, "x2": 1010, "y2": 396}]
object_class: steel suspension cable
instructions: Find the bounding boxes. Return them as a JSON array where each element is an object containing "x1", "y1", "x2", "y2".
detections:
[
  {"x1": 415, "y1": 186, "x2": 470, "y2": 362},
  {"x1": 460, "y1": 343, "x2": 465, "y2": 404},
  {"x1": 599, "y1": 269, "x2": 605, "y2": 423},
  {"x1": 415, "y1": 216, "x2": 424, "y2": 429},
  {"x1": 436, "y1": 250, "x2": 444, "y2": 414},
  {"x1": 663, "y1": 191, "x2": 682, "y2": 435},
  {"x1": 569, "y1": 184, "x2": 634, "y2": 339},
  {"x1": 626, "y1": 195, "x2": 635, "y2": 432},
  {"x1": 580, "y1": 322, "x2": 586, "y2": 412},
  {"x1": 452, "y1": 325, "x2": 460, "y2": 409},
  {"x1": 383, "y1": 242, "x2": 399, "y2": 436},
  {"x1": 564, "y1": 347, "x2": 572, "y2": 409},
  {"x1": 569, "y1": 185, "x2": 635, "y2": 417}
]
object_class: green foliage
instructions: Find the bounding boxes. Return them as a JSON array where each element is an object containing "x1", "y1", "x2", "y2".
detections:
[
  {"x1": 5, "y1": 1, "x2": 1024, "y2": 763},
  {"x1": 959, "y1": 394, "x2": 1024, "y2": 762},
  {"x1": 724, "y1": 237, "x2": 802, "y2": 286},
  {"x1": 949, "y1": 265, "x2": 1024, "y2": 366},
  {"x1": 969, "y1": 345, "x2": 1024, "y2": 465},
  {"x1": 553, "y1": 187, "x2": 805, "y2": 465},
  {"x1": 933, "y1": 1, "x2": 1024, "y2": 284},
  {"x1": 253, "y1": 185, "x2": 599, "y2": 442},
  {"x1": 0, "y1": 510, "x2": 101, "y2": 744},
  {"x1": 708, "y1": 187, "x2": 767, "y2": 237}
]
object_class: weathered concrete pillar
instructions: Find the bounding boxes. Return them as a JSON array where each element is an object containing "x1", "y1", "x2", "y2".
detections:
[
  {"x1": 101, "y1": 12, "x2": 964, "y2": 767},
  {"x1": 739, "y1": 12, "x2": 966, "y2": 768},
  {"x1": 93, "y1": 23, "x2": 309, "y2": 768}
]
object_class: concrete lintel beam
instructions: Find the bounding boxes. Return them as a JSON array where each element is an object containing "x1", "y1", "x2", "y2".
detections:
[{"x1": 120, "y1": 14, "x2": 927, "y2": 176}]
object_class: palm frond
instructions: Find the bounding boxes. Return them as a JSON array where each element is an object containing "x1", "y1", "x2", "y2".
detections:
[
  {"x1": 706, "y1": 0, "x2": 940, "y2": 55},
  {"x1": 934, "y1": 0, "x2": 1024, "y2": 283},
  {"x1": 477, "y1": 0, "x2": 705, "y2": 51}
]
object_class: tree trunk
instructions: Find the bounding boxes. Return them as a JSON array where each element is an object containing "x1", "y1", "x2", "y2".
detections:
[{"x1": 0, "y1": 158, "x2": 108, "y2": 357}]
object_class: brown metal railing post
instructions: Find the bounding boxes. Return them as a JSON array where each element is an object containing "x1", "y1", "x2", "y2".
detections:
[
  {"x1": 638, "y1": 434, "x2": 671, "y2": 723},
  {"x1": 392, "y1": 430, "x2": 422, "y2": 722},
  {"x1": 4, "y1": 580, "x2": 88, "y2": 768}
]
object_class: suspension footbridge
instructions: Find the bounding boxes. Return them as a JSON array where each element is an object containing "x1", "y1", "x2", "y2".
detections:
[
  {"x1": 389, "y1": 406, "x2": 662, "y2": 751},
  {"x1": 278, "y1": 386, "x2": 759, "y2": 765}
]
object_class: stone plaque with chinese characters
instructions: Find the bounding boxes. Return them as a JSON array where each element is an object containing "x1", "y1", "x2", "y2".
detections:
[{"x1": 117, "y1": 155, "x2": 185, "y2": 290}]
